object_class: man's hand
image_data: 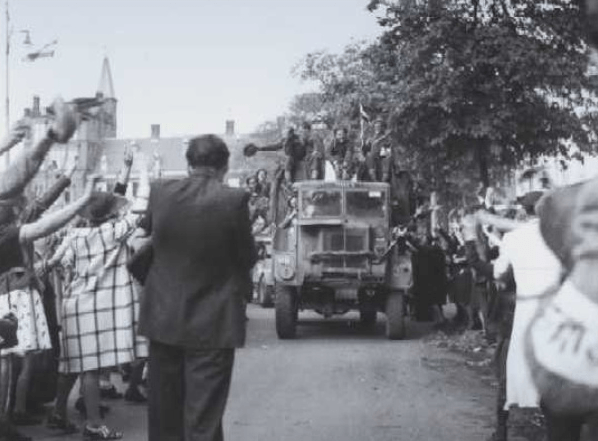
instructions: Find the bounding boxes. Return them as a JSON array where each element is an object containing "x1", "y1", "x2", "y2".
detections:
[
  {"x1": 0, "y1": 117, "x2": 32, "y2": 154},
  {"x1": 124, "y1": 146, "x2": 134, "y2": 168},
  {"x1": 9, "y1": 118, "x2": 32, "y2": 144},
  {"x1": 48, "y1": 97, "x2": 78, "y2": 144}
]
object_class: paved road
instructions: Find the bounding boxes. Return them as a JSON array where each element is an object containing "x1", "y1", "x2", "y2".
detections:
[{"x1": 22, "y1": 305, "x2": 495, "y2": 441}]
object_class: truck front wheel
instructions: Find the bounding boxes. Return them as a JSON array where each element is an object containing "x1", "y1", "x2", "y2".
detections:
[
  {"x1": 385, "y1": 291, "x2": 406, "y2": 340},
  {"x1": 275, "y1": 284, "x2": 298, "y2": 339}
]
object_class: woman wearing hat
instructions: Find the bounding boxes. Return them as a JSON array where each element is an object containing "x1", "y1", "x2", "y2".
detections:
[
  {"x1": 0, "y1": 172, "x2": 100, "y2": 441},
  {"x1": 46, "y1": 156, "x2": 150, "y2": 440}
]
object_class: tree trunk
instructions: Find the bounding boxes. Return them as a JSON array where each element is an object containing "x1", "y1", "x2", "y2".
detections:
[{"x1": 475, "y1": 143, "x2": 490, "y2": 188}]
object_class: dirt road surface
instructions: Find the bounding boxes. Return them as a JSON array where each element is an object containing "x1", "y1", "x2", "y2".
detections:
[{"x1": 22, "y1": 305, "x2": 496, "y2": 440}]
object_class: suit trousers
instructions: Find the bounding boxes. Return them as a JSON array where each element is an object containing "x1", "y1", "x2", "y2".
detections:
[{"x1": 148, "y1": 340, "x2": 235, "y2": 441}]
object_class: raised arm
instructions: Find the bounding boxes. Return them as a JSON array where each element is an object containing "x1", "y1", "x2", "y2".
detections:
[
  {"x1": 24, "y1": 150, "x2": 80, "y2": 223},
  {"x1": 0, "y1": 98, "x2": 78, "y2": 200},
  {"x1": 19, "y1": 174, "x2": 100, "y2": 243},
  {"x1": 130, "y1": 152, "x2": 150, "y2": 214},
  {"x1": 0, "y1": 118, "x2": 31, "y2": 156},
  {"x1": 113, "y1": 145, "x2": 134, "y2": 196}
]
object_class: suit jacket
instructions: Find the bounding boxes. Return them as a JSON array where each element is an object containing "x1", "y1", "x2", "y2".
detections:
[{"x1": 139, "y1": 171, "x2": 257, "y2": 349}]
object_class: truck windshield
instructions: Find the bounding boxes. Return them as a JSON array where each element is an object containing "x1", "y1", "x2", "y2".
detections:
[
  {"x1": 346, "y1": 190, "x2": 386, "y2": 218},
  {"x1": 301, "y1": 189, "x2": 342, "y2": 218}
]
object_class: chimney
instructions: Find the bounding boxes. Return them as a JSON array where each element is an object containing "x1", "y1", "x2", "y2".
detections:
[
  {"x1": 151, "y1": 124, "x2": 160, "y2": 140},
  {"x1": 225, "y1": 120, "x2": 235, "y2": 136},
  {"x1": 32, "y1": 96, "x2": 40, "y2": 117}
]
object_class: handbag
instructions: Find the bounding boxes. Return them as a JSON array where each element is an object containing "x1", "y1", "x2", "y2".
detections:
[{"x1": 126, "y1": 240, "x2": 154, "y2": 285}]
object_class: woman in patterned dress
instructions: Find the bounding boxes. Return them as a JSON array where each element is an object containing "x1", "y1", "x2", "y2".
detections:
[
  {"x1": 46, "y1": 155, "x2": 149, "y2": 440},
  {"x1": 1, "y1": 151, "x2": 81, "y2": 427}
]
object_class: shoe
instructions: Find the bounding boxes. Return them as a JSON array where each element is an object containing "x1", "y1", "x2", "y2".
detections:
[
  {"x1": 46, "y1": 412, "x2": 78, "y2": 434},
  {"x1": 99, "y1": 386, "x2": 123, "y2": 400},
  {"x1": 11, "y1": 412, "x2": 41, "y2": 426},
  {"x1": 124, "y1": 388, "x2": 147, "y2": 403},
  {"x1": 82, "y1": 425, "x2": 123, "y2": 440},
  {"x1": 75, "y1": 397, "x2": 110, "y2": 419}
]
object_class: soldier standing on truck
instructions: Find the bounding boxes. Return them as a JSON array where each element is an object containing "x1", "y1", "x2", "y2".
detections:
[
  {"x1": 243, "y1": 122, "x2": 323, "y2": 183},
  {"x1": 365, "y1": 116, "x2": 393, "y2": 182},
  {"x1": 326, "y1": 127, "x2": 353, "y2": 180}
]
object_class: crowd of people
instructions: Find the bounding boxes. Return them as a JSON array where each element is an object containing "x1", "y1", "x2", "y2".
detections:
[
  {"x1": 243, "y1": 108, "x2": 598, "y2": 441},
  {"x1": 0, "y1": 3, "x2": 597, "y2": 441},
  {"x1": 0, "y1": 110, "x2": 256, "y2": 441},
  {"x1": 0, "y1": 99, "x2": 156, "y2": 440}
]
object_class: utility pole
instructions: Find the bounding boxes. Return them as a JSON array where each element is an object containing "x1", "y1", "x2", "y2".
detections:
[{"x1": 5, "y1": 0, "x2": 10, "y2": 135}]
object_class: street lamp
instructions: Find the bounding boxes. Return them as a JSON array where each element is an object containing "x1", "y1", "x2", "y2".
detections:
[{"x1": 4, "y1": 1, "x2": 31, "y2": 144}]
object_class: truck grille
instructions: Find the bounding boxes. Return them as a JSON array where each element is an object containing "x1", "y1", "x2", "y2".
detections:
[
  {"x1": 320, "y1": 228, "x2": 369, "y2": 271},
  {"x1": 323, "y1": 228, "x2": 368, "y2": 252}
]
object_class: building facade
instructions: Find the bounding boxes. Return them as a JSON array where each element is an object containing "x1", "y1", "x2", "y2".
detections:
[{"x1": 24, "y1": 58, "x2": 284, "y2": 204}]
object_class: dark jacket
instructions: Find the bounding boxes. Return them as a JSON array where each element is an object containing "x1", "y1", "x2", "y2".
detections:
[{"x1": 139, "y1": 172, "x2": 257, "y2": 349}]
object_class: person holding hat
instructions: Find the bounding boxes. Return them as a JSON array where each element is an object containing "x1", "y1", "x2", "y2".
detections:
[
  {"x1": 243, "y1": 121, "x2": 322, "y2": 183},
  {"x1": 0, "y1": 97, "x2": 78, "y2": 202},
  {"x1": 45, "y1": 156, "x2": 150, "y2": 440}
]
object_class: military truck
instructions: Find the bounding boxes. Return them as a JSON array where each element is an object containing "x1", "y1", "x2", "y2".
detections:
[{"x1": 271, "y1": 180, "x2": 412, "y2": 340}]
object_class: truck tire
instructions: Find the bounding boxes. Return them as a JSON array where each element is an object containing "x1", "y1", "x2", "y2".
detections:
[
  {"x1": 385, "y1": 291, "x2": 406, "y2": 340},
  {"x1": 275, "y1": 285, "x2": 297, "y2": 339}
]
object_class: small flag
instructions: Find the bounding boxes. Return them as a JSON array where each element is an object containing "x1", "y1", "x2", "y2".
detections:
[{"x1": 359, "y1": 103, "x2": 371, "y2": 123}]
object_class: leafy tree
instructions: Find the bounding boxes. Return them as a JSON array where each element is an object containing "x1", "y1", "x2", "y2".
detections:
[
  {"x1": 293, "y1": 41, "x2": 398, "y2": 130},
  {"x1": 297, "y1": 0, "x2": 598, "y2": 198}
]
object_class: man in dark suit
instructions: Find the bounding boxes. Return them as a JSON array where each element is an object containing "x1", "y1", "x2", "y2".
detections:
[{"x1": 139, "y1": 134, "x2": 257, "y2": 441}]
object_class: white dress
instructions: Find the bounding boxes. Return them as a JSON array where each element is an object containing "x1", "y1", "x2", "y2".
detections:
[
  {"x1": 493, "y1": 219, "x2": 563, "y2": 409},
  {"x1": 0, "y1": 287, "x2": 52, "y2": 356}
]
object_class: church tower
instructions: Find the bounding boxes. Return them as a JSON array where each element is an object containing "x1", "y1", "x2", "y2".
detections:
[{"x1": 97, "y1": 57, "x2": 117, "y2": 138}]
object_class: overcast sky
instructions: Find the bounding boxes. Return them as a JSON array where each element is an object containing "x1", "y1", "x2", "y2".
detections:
[{"x1": 3, "y1": 0, "x2": 381, "y2": 139}]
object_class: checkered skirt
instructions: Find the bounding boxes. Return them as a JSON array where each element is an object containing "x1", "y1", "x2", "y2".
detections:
[{"x1": 58, "y1": 216, "x2": 148, "y2": 373}]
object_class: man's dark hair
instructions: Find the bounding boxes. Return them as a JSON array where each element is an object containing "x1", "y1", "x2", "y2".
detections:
[
  {"x1": 301, "y1": 121, "x2": 312, "y2": 131},
  {"x1": 186, "y1": 135, "x2": 230, "y2": 170}
]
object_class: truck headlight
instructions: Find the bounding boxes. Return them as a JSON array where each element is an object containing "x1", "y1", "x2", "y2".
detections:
[{"x1": 275, "y1": 255, "x2": 296, "y2": 280}]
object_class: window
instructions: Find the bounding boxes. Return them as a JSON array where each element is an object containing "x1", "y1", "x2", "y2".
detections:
[
  {"x1": 300, "y1": 189, "x2": 342, "y2": 218},
  {"x1": 346, "y1": 190, "x2": 386, "y2": 218}
]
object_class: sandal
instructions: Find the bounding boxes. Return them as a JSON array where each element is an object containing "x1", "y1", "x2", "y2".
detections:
[
  {"x1": 83, "y1": 425, "x2": 123, "y2": 440},
  {"x1": 46, "y1": 413, "x2": 78, "y2": 434}
]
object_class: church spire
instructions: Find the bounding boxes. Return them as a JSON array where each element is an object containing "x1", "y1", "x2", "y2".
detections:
[{"x1": 97, "y1": 57, "x2": 115, "y2": 99}]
